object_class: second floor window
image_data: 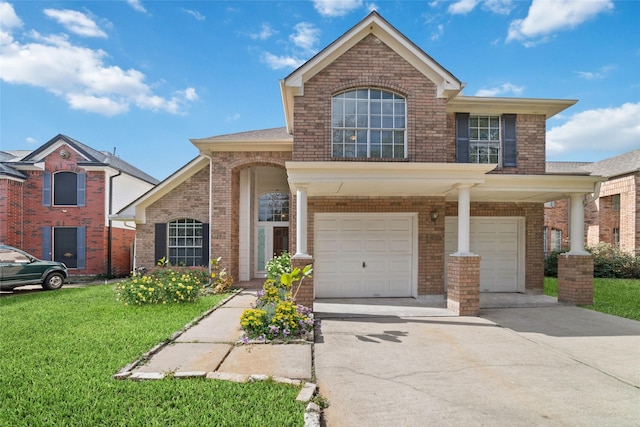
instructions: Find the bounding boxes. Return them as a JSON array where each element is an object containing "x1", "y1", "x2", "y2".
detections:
[
  {"x1": 331, "y1": 89, "x2": 406, "y2": 159},
  {"x1": 53, "y1": 171, "x2": 84, "y2": 206},
  {"x1": 469, "y1": 115, "x2": 500, "y2": 164},
  {"x1": 259, "y1": 193, "x2": 289, "y2": 222}
]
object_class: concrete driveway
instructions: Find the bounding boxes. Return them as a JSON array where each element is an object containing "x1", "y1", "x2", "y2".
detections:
[{"x1": 314, "y1": 303, "x2": 640, "y2": 426}]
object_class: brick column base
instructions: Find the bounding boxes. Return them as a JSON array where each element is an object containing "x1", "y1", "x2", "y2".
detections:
[
  {"x1": 447, "y1": 254, "x2": 481, "y2": 316},
  {"x1": 558, "y1": 254, "x2": 593, "y2": 305},
  {"x1": 291, "y1": 256, "x2": 314, "y2": 311}
]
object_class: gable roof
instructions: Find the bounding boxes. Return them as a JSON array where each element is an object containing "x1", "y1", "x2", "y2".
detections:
[
  {"x1": 3, "y1": 134, "x2": 159, "y2": 184},
  {"x1": 280, "y1": 11, "x2": 464, "y2": 133},
  {"x1": 191, "y1": 127, "x2": 292, "y2": 152}
]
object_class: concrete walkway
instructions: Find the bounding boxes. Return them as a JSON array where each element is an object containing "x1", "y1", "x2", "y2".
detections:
[
  {"x1": 314, "y1": 304, "x2": 640, "y2": 427},
  {"x1": 123, "y1": 290, "x2": 312, "y2": 381}
]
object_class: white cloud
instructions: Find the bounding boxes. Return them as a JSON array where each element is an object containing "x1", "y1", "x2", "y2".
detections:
[
  {"x1": 431, "y1": 24, "x2": 444, "y2": 41},
  {"x1": 547, "y1": 102, "x2": 640, "y2": 157},
  {"x1": 576, "y1": 65, "x2": 615, "y2": 80},
  {"x1": 474, "y1": 83, "x2": 524, "y2": 97},
  {"x1": 182, "y1": 87, "x2": 198, "y2": 101},
  {"x1": 25, "y1": 137, "x2": 38, "y2": 145},
  {"x1": 225, "y1": 113, "x2": 240, "y2": 122},
  {"x1": 249, "y1": 23, "x2": 277, "y2": 40},
  {"x1": 482, "y1": 0, "x2": 512, "y2": 15},
  {"x1": 508, "y1": 0, "x2": 613, "y2": 44},
  {"x1": 312, "y1": 0, "x2": 363, "y2": 17},
  {"x1": 44, "y1": 8, "x2": 107, "y2": 38},
  {"x1": 290, "y1": 22, "x2": 320, "y2": 54},
  {"x1": 261, "y1": 52, "x2": 304, "y2": 70},
  {"x1": 0, "y1": 2, "x2": 22, "y2": 30},
  {"x1": 126, "y1": 0, "x2": 147, "y2": 14},
  {"x1": 448, "y1": 0, "x2": 479, "y2": 14},
  {"x1": 183, "y1": 9, "x2": 205, "y2": 21},
  {"x1": 0, "y1": 22, "x2": 195, "y2": 116}
]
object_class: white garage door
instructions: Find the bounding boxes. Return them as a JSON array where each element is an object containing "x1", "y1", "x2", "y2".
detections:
[
  {"x1": 315, "y1": 213, "x2": 416, "y2": 298},
  {"x1": 445, "y1": 217, "x2": 524, "y2": 293}
]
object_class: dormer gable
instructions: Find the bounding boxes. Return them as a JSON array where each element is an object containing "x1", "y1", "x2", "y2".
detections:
[{"x1": 280, "y1": 11, "x2": 464, "y2": 133}]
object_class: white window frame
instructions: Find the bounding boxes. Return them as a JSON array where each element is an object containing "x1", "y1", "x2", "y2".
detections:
[
  {"x1": 331, "y1": 88, "x2": 407, "y2": 159},
  {"x1": 167, "y1": 219, "x2": 203, "y2": 267},
  {"x1": 469, "y1": 115, "x2": 501, "y2": 165}
]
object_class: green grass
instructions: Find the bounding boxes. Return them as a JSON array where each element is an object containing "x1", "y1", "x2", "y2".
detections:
[
  {"x1": 0, "y1": 285, "x2": 305, "y2": 426},
  {"x1": 544, "y1": 277, "x2": 640, "y2": 321}
]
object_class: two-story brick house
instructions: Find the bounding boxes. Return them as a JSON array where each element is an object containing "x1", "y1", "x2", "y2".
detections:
[
  {"x1": 545, "y1": 149, "x2": 640, "y2": 255},
  {"x1": 117, "y1": 12, "x2": 602, "y2": 314},
  {"x1": 0, "y1": 134, "x2": 158, "y2": 277}
]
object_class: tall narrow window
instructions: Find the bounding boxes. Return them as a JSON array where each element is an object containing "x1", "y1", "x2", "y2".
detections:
[
  {"x1": 612, "y1": 194, "x2": 621, "y2": 211},
  {"x1": 53, "y1": 172, "x2": 77, "y2": 205},
  {"x1": 332, "y1": 89, "x2": 406, "y2": 159},
  {"x1": 168, "y1": 219, "x2": 203, "y2": 266}
]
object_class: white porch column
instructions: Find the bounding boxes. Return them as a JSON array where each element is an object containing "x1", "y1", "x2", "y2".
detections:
[
  {"x1": 295, "y1": 184, "x2": 311, "y2": 258},
  {"x1": 455, "y1": 185, "x2": 472, "y2": 255},
  {"x1": 568, "y1": 194, "x2": 589, "y2": 255}
]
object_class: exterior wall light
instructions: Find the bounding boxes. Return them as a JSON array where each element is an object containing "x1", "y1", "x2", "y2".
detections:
[{"x1": 430, "y1": 210, "x2": 439, "y2": 222}]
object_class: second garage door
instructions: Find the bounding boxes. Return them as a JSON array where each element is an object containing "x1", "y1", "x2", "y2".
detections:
[
  {"x1": 445, "y1": 217, "x2": 525, "y2": 293},
  {"x1": 315, "y1": 213, "x2": 416, "y2": 298}
]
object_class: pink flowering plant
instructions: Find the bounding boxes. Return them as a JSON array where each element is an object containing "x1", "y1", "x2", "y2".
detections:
[{"x1": 240, "y1": 261, "x2": 314, "y2": 342}]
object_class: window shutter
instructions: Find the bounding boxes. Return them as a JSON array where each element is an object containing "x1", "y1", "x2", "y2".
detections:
[
  {"x1": 201, "y1": 223, "x2": 210, "y2": 266},
  {"x1": 155, "y1": 223, "x2": 167, "y2": 264},
  {"x1": 77, "y1": 172, "x2": 86, "y2": 207},
  {"x1": 77, "y1": 227, "x2": 86, "y2": 270},
  {"x1": 43, "y1": 172, "x2": 51, "y2": 206},
  {"x1": 455, "y1": 113, "x2": 470, "y2": 163},
  {"x1": 42, "y1": 226, "x2": 51, "y2": 260},
  {"x1": 503, "y1": 114, "x2": 517, "y2": 167}
]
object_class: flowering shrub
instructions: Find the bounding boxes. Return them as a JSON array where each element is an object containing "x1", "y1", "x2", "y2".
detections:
[
  {"x1": 265, "y1": 251, "x2": 292, "y2": 280},
  {"x1": 207, "y1": 257, "x2": 235, "y2": 294},
  {"x1": 115, "y1": 268, "x2": 203, "y2": 305},
  {"x1": 240, "y1": 257, "x2": 314, "y2": 342}
]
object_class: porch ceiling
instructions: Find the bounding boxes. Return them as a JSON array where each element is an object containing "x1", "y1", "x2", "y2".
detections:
[{"x1": 285, "y1": 162, "x2": 605, "y2": 202}]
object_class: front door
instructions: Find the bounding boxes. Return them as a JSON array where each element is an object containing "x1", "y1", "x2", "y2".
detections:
[{"x1": 273, "y1": 227, "x2": 288, "y2": 257}]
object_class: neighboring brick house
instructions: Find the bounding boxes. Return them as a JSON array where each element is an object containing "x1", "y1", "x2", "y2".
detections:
[
  {"x1": 0, "y1": 134, "x2": 158, "y2": 277},
  {"x1": 545, "y1": 149, "x2": 640, "y2": 255},
  {"x1": 116, "y1": 12, "x2": 602, "y2": 314}
]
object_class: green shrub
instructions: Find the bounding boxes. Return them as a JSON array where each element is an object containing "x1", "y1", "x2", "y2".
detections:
[
  {"x1": 115, "y1": 268, "x2": 203, "y2": 305},
  {"x1": 545, "y1": 243, "x2": 640, "y2": 279}
]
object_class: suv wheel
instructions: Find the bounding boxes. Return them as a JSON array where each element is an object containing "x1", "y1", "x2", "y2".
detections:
[{"x1": 42, "y1": 272, "x2": 64, "y2": 290}]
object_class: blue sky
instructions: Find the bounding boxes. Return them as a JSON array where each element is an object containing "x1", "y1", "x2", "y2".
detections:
[{"x1": 1, "y1": 0, "x2": 638, "y2": 180}]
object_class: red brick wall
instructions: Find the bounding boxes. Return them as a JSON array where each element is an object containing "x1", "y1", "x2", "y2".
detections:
[
  {"x1": 544, "y1": 199, "x2": 570, "y2": 252},
  {"x1": 447, "y1": 255, "x2": 481, "y2": 315},
  {"x1": 0, "y1": 179, "x2": 24, "y2": 248}
]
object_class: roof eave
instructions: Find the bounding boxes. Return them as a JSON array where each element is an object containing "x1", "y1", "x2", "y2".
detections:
[{"x1": 447, "y1": 96, "x2": 578, "y2": 118}]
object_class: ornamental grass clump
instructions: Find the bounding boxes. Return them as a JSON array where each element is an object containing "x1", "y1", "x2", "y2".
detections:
[
  {"x1": 116, "y1": 269, "x2": 203, "y2": 305},
  {"x1": 240, "y1": 260, "x2": 314, "y2": 342}
]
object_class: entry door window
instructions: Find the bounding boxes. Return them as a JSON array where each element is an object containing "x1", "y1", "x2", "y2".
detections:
[
  {"x1": 54, "y1": 227, "x2": 78, "y2": 268},
  {"x1": 259, "y1": 192, "x2": 289, "y2": 222}
]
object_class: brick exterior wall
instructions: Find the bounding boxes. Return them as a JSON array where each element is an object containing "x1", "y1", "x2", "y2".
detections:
[
  {"x1": 0, "y1": 179, "x2": 24, "y2": 248},
  {"x1": 137, "y1": 152, "x2": 293, "y2": 279},
  {"x1": 544, "y1": 199, "x2": 570, "y2": 253},
  {"x1": 1, "y1": 144, "x2": 135, "y2": 276},
  {"x1": 558, "y1": 254, "x2": 593, "y2": 305},
  {"x1": 446, "y1": 255, "x2": 481, "y2": 316}
]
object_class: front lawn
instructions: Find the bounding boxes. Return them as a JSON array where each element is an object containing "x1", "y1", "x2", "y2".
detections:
[
  {"x1": 0, "y1": 285, "x2": 305, "y2": 426},
  {"x1": 544, "y1": 277, "x2": 640, "y2": 321}
]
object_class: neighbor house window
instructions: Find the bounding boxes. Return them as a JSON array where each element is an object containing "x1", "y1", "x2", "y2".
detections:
[
  {"x1": 551, "y1": 228, "x2": 562, "y2": 251},
  {"x1": 613, "y1": 227, "x2": 620, "y2": 246},
  {"x1": 259, "y1": 193, "x2": 289, "y2": 222},
  {"x1": 43, "y1": 171, "x2": 86, "y2": 207},
  {"x1": 168, "y1": 219, "x2": 203, "y2": 266},
  {"x1": 612, "y1": 194, "x2": 620, "y2": 211},
  {"x1": 331, "y1": 89, "x2": 406, "y2": 159},
  {"x1": 544, "y1": 226, "x2": 549, "y2": 258},
  {"x1": 544, "y1": 201, "x2": 556, "y2": 208}
]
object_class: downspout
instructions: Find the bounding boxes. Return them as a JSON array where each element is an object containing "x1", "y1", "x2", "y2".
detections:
[{"x1": 108, "y1": 170, "x2": 122, "y2": 279}]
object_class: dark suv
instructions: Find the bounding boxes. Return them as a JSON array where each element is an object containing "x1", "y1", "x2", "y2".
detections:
[{"x1": 0, "y1": 245, "x2": 68, "y2": 291}]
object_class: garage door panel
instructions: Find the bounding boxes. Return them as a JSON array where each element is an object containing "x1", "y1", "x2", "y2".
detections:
[
  {"x1": 316, "y1": 213, "x2": 415, "y2": 298},
  {"x1": 445, "y1": 217, "x2": 523, "y2": 293}
]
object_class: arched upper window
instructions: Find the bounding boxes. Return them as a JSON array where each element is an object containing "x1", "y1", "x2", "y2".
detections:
[
  {"x1": 331, "y1": 88, "x2": 406, "y2": 159},
  {"x1": 168, "y1": 219, "x2": 203, "y2": 266},
  {"x1": 259, "y1": 193, "x2": 289, "y2": 222}
]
